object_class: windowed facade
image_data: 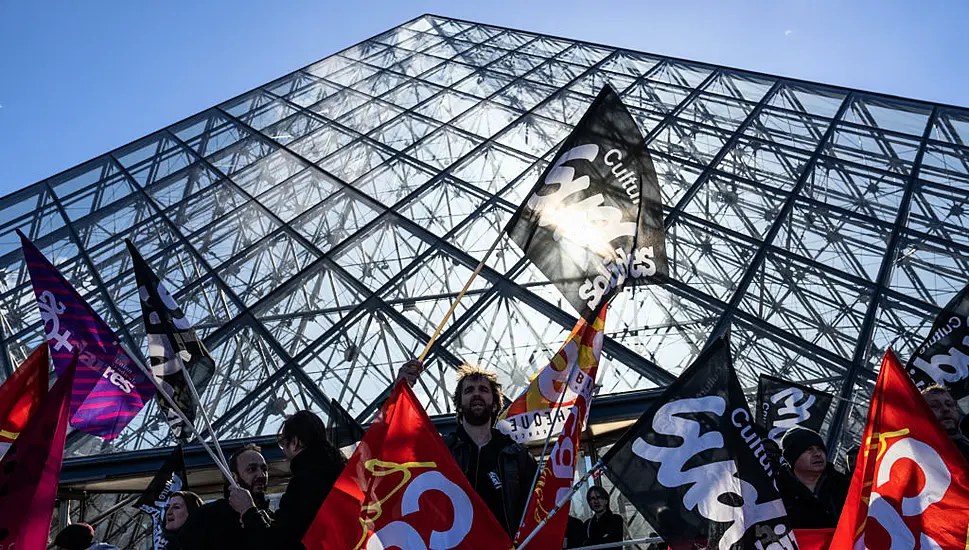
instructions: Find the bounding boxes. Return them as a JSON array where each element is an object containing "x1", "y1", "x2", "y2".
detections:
[{"x1": 1, "y1": 14, "x2": 967, "y2": 547}]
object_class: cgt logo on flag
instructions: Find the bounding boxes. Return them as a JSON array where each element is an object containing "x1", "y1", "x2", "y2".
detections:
[
  {"x1": 357, "y1": 460, "x2": 473, "y2": 550},
  {"x1": 860, "y1": 428, "x2": 954, "y2": 548}
]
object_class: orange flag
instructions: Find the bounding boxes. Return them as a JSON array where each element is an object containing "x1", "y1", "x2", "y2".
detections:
[
  {"x1": 830, "y1": 349, "x2": 969, "y2": 549},
  {"x1": 0, "y1": 343, "x2": 49, "y2": 460},
  {"x1": 302, "y1": 382, "x2": 513, "y2": 550}
]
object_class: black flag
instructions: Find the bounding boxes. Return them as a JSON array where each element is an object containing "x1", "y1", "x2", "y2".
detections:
[
  {"x1": 135, "y1": 445, "x2": 188, "y2": 550},
  {"x1": 127, "y1": 240, "x2": 216, "y2": 440},
  {"x1": 601, "y1": 336, "x2": 795, "y2": 550},
  {"x1": 505, "y1": 85, "x2": 668, "y2": 321},
  {"x1": 906, "y1": 283, "x2": 969, "y2": 398},
  {"x1": 327, "y1": 397, "x2": 366, "y2": 448},
  {"x1": 756, "y1": 375, "x2": 833, "y2": 442}
]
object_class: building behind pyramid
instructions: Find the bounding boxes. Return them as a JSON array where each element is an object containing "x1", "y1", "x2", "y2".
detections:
[{"x1": 1, "y1": 13, "x2": 968, "y2": 547}]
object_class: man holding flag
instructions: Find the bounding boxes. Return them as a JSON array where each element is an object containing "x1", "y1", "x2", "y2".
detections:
[{"x1": 397, "y1": 361, "x2": 537, "y2": 537}]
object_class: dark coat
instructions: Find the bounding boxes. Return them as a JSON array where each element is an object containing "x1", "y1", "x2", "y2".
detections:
[
  {"x1": 583, "y1": 510, "x2": 624, "y2": 547},
  {"x1": 443, "y1": 425, "x2": 538, "y2": 537},
  {"x1": 241, "y1": 447, "x2": 344, "y2": 549},
  {"x1": 177, "y1": 496, "x2": 273, "y2": 550},
  {"x1": 565, "y1": 515, "x2": 586, "y2": 548},
  {"x1": 776, "y1": 463, "x2": 850, "y2": 529}
]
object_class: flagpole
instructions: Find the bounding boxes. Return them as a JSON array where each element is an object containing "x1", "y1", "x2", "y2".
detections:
[
  {"x1": 515, "y1": 359, "x2": 581, "y2": 536},
  {"x1": 417, "y1": 231, "x2": 503, "y2": 362},
  {"x1": 120, "y1": 343, "x2": 236, "y2": 486},
  {"x1": 516, "y1": 460, "x2": 603, "y2": 550},
  {"x1": 174, "y1": 353, "x2": 230, "y2": 475}
]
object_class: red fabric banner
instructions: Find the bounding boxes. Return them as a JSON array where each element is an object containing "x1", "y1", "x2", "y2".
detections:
[
  {"x1": 830, "y1": 349, "x2": 969, "y2": 549},
  {"x1": 513, "y1": 359, "x2": 597, "y2": 547},
  {"x1": 0, "y1": 353, "x2": 76, "y2": 550},
  {"x1": 0, "y1": 344, "x2": 49, "y2": 460},
  {"x1": 303, "y1": 381, "x2": 512, "y2": 550}
]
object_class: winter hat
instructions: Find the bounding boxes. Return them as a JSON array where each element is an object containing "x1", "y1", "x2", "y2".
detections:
[
  {"x1": 53, "y1": 523, "x2": 95, "y2": 550},
  {"x1": 780, "y1": 426, "x2": 825, "y2": 466}
]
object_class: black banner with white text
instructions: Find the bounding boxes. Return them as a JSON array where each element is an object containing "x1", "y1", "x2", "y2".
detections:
[{"x1": 756, "y1": 375, "x2": 833, "y2": 441}]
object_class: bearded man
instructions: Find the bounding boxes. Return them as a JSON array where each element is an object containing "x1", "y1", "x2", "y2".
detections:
[{"x1": 398, "y1": 361, "x2": 537, "y2": 537}]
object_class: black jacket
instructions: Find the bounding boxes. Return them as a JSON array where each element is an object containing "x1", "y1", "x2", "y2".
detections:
[
  {"x1": 584, "y1": 511, "x2": 624, "y2": 547},
  {"x1": 177, "y1": 495, "x2": 273, "y2": 550},
  {"x1": 241, "y1": 448, "x2": 344, "y2": 549},
  {"x1": 443, "y1": 425, "x2": 538, "y2": 537},
  {"x1": 776, "y1": 463, "x2": 850, "y2": 529}
]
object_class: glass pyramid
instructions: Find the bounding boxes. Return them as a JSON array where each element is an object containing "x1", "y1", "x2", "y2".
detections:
[{"x1": 1, "y1": 14, "x2": 968, "y2": 548}]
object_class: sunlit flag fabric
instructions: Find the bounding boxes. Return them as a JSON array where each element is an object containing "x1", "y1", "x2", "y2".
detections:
[
  {"x1": 496, "y1": 307, "x2": 606, "y2": 444},
  {"x1": 514, "y1": 347, "x2": 598, "y2": 548},
  {"x1": 756, "y1": 375, "x2": 833, "y2": 442},
  {"x1": 302, "y1": 382, "x2": 512, "y2": 550},
  {"x1": 134, "y1": 445, "x2": 188, "y2": 550},
  {"x1": 600, "y1": 335, "x2": 796, "y2": 550},
  {"x1": 505, "y1": 84, "x2": 668, "y2": 322},
  {"x1": 0, "y1": 343, "x2": 48, "y2": 460},
  {"x1": 906, "y1": 283, "x2": 969, "y2": 398},
  {"x1": 829, "y1": 350, "x2": 969, "y2": 549},
  {"x1": 0, "y1": 353, "x2": 76, "y2": 550},
  {"x1": 126, "y1": 240, "x2": 215, "y2": 441},
  {"x1": 19, "y1": 231, "x2": 155, "y2": 439}
]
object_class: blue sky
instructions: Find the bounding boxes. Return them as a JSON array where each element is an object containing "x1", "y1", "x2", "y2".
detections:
[{"x1": 0, "y1": 0, "x2": 966, "y2": 198}]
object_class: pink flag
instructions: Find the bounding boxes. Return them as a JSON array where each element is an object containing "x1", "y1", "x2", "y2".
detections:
[
  {"x1": 0, "y1": 353, "x2": 77, "y2": 550},
  {"x1": 19, "y1": 231, "x2": 155, "y2": 439}
]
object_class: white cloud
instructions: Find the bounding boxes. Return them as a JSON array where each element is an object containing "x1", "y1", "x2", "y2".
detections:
[{"x1": 784, "y1": 29, "x2": 793, "y2": 36}]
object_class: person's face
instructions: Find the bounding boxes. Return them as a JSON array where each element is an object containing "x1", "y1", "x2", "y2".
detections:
[
  {"x1": 164, "y1": 496, "x2": 189, "y2": 531},
  {"x1": 278, "y1": 434, "x2": 302, "y2": 461},
  {"x1": 460, "y1": 376, "x2": 495, "y2": 427},
  {"x1": 233, "y1": 450, "x2": 268, "y2": 497},
  {"x1": 587, "y1": 489, "x2": 608, "y2": 515},
  {"x1": 925, "y1": 390, "x2": 960, "y2": 433},
  {"x1": 794, "y1": 444, "x2": 827, "y2": 475}
]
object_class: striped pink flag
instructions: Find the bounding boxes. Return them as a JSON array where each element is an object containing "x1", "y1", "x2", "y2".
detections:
[{"x1": 19, "y1": 231, "x2": 155, "y2": 439}]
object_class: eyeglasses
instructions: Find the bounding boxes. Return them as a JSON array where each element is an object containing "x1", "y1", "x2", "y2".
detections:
[{"x1": 276, "y1": 436, "x2": 289, "y2": 450}]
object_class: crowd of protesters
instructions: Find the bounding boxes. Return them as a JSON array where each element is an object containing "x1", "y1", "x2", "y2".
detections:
[{"x1": 50, "y1": 363, "x2": 969, "y2": 549}]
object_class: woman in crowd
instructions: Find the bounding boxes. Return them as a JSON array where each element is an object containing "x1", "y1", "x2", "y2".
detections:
[{"x1": 163, "y1": 490, "x2": 203, "y2": 550}]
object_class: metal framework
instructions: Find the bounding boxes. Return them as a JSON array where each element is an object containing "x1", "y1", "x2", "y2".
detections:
[{"x1": 1, "y1": 13, "x2": 968, "y2": 548}]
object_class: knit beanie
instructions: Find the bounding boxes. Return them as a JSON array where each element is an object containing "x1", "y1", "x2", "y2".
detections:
[{"x1": 780, "y1": 426, "x2": 825, "y2": 466}]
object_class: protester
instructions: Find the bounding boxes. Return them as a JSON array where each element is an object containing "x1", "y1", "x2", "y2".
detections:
[
  {"x1": 776, "y1": 426, "x2": 850, "y2": 528},
  {"x1": 397, "y1": 359, "x2": 537, "y2": 537},
  {"x1": 235, "y1": 410, "x2": 347, "y2": 548},
  {"x1": 52, "y1": 523, "x2": 119, "y2": 550},
  {"x1": 178, "y1": 444, "x2": 272, "y2": 550},
  {"x1": 921, "y1": 385, "x2": 969, "y2": 462},
  {"x1": 163, "y1": 491, "x2": 203, "y2": 550},
  {"x1": 564, "y1": 515, "x2": 586, "y2": 548},
  {"x1": 582, "y1": 485, "x2": 623, "y2": 547}
]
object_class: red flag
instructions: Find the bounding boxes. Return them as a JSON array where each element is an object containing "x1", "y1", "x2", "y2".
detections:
[
  {"x1": 302, "y1": 381, "x2": 513, "y2": 550},
  {"x1": 0, "y1": 352, "x2": 77, "y2": 550},
  {"x1": 793, "y1": 528, "x2": 834, "y2": 550},
  {"x1": 830, "y1": 350, "x2": 969, "y2": 549},
  {"x1": 0, "y1": 344, "x2": 49, "y2": 460},
  {"x1": 513, "y1": 354, "x2": 598, "y2": 547}
]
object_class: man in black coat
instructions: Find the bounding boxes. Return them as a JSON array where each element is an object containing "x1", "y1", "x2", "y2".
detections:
[
  {"x1": 235, "y1": 410, "x2": 346, "y2": 549},
  {"x1": 776, "y1": 427, "x2": 850, "y2": 529},
  {"x1": 398, "y1": 361, "x2": 538, "y2": 537},
  {"x1": 178, "y1": 444, "x2": 273, "y2": 550},
  {"x1": 583, "y1": 485, "x2": 623, "y2": 547}
]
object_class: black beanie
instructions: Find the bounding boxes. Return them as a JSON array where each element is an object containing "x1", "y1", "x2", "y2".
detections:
[{"x1": 780, "y1": 426, "x2": 825, "y2": 466}]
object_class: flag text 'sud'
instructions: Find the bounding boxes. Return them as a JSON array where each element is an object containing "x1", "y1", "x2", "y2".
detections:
[
  {"x1": 906, "y1": 283, "x2": 969, "y2": 398},
  {"x1": 756, "y1": 375, "x2": 833, "y2": 442}
]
